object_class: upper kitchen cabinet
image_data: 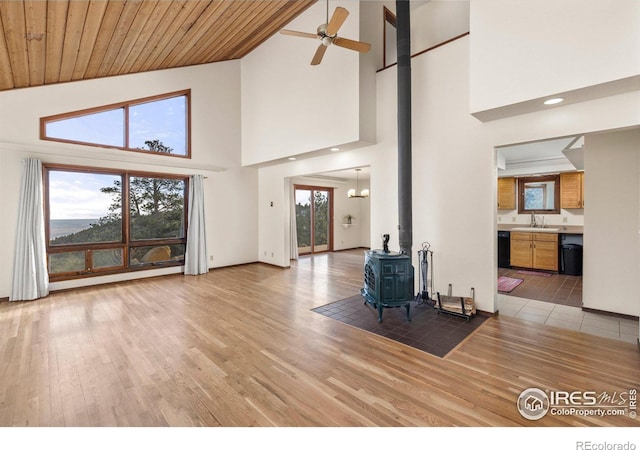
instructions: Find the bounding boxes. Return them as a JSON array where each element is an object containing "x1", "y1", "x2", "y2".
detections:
[
  {"x1": 498, "y1": 177, "x2": 516, "y2": 210},
  {"x1": 561, "y1": 172, "x2": 584, "y2": 209}
]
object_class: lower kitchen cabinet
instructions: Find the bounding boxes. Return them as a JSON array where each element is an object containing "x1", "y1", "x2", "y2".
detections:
[{"x1": 510, "y1": 232, "x2": 558, "y2": 271}]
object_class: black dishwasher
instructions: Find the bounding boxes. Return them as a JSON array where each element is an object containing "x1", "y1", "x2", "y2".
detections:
[{"x1": 498, "y1": 231, "x2": 510, "y2": 268}]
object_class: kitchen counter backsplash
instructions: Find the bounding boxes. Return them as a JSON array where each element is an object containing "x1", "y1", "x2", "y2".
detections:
[{"x1": 497, "y1": 223, "x2": 584, "y2": 234}]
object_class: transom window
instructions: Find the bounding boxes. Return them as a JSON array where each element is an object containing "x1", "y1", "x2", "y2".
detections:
[
  {"x1": 45, "y1": 165, "x2": 188, "y2": 281},
  {"x1": 40, "y1": 90, "x2": 190, "y2": 158}
]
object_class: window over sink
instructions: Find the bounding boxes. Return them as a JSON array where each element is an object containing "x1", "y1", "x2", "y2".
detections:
[{"x1": 517, "y1": 174, "x2": 560, "y2": 214}]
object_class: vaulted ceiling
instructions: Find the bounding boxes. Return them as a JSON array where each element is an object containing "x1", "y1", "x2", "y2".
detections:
[{"x1": 0, "y1": 0, "x2": 316, "y2": 92}]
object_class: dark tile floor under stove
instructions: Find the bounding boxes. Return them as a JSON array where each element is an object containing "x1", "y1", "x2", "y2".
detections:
[{"x1": 313, "y1": 295, "x2": 487, "y2": 358}]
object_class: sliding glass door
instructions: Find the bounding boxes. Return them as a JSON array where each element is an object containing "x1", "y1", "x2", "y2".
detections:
[{"x1": 294, "y1": 186, "x2": 333, "y2": 255}]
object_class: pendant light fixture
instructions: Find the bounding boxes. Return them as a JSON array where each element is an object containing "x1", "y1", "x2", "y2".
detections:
[{"x1": 347, "y1": 168, "x2": 369, "y2": 198}]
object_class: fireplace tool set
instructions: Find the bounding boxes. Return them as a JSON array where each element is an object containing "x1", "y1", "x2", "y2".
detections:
[
  {"x1": 414, "y1": 241, "x2": 477, "y2": 320},
  {"x1": 415, "y1": 242, "x2": 434, "y2": 306}
]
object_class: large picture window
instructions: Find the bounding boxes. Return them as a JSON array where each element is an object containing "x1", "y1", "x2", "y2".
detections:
[
  {"x1": 40, "y1": 90, "x2": 190, "y2": 158},
  {"x1": 45, "y1": 165, "x2": 188, "y2": 280}
]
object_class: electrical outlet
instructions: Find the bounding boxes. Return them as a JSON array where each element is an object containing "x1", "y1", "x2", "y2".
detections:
[
  {"x1": 563, "y1": 217, "x2": 568, "y2": 223},
  {"x1": 271, "y1": 252, "x2": 274, "y2": 257},
  {"x1": 263, "y1": 250, "x2": 267, "y2": 256},
  {"x1": 209, "y1": 255, "x2": 213, "y2": 261},
  {"x1": 512, "y1": 217, "x2": 516, "y2": 222}
]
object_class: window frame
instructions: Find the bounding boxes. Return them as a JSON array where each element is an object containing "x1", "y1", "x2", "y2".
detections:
[
  {"x1": 517, "y1": 174, "x2": 561, "y2": 215},
  {"x1": 40, "y1": 89, "x2": 191, "y2": 159},
  {"x1": 44, "y1": 163, "x2": 189, "y2": 281},
  {"x1": 294, "y1": 184, "x2": 334, "y2": 255}
]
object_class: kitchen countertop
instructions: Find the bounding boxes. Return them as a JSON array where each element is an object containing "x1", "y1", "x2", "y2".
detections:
[{"x1": 497, "y1": 224, "x2": 584, "y2": 235}]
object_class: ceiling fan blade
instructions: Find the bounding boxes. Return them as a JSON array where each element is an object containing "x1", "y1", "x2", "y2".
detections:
[
  {"x1": 311, "y1": 44, "x2": 328, "y2": 66},
  {"x1": 280, "y1": 29, "x2": 318, "y2": 39},
  {"x1": 333, "y1": 37, "x2": 371, "y2": 53},
  {"x1": 326, "y1": 6, "x2": 349, "y2": 36}
]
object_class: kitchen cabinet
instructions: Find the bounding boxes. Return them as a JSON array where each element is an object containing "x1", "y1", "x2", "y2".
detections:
[
  {"x1": 560, "y1": 172, "x2": 584, "y2": 209},
  {"x1": 497, "y1": 177, "x2": 516, "y2": 210},
  {"x1": 510, "y1": 232, "x2": 558, "y2": 271}
]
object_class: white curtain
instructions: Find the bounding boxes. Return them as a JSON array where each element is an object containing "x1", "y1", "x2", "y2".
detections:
[
  {"x1": 290, "y1": 181, "x2": 299, "y2": 260},
  {"x1": 184, "y1": 174, "x2": 209, "y2": 275},
  {"x1": 11, "y1": 159, "x2": 49, "y2": 301}
]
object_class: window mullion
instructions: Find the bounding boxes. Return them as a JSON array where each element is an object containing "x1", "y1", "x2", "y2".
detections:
[
  {"x1": 86, "y1": 249, "x2": 92, "y2": 273},
  {"x1": 124, "y1": 105, "x2": 129, "y2": 149},
  {"x1": 123, "y1": 174, "x2": 131, "y2": 268}
]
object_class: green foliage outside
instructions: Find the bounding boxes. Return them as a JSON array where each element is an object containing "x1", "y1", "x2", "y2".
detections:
[
  {"x1": 295, "y1": 190, "x2": 329, "y2": 250},
  {"x1": 49, "y1": 140, "x2": 186, "y2": 274}
]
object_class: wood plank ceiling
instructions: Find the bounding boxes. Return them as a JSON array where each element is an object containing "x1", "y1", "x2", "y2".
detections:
[{"x1": 0, "y1": 0, "x2": 317, "y2": 92}]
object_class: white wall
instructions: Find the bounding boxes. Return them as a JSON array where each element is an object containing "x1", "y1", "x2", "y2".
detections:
[
  {"x1": 583, "y1": 129, "x2": 640, "y2": 317},
  {"x1": 0, "y1": 61, "x2": 258, "y2": 298},
  {"x1": 257, "y1": 30, "x2": 640, "y2": 315},
  {"x1": 470, "y1": 0, "x2": 640, "y2": 118},
  {"x1": 289, "y1": 175, "x2": 371, "y2": 252},
  {"x1": 259, "y1": 149, "x2": 382, "y2": 267},
  {"x1": 241, "y1": 0, "x2": 362, "y2": 166},
  {"x1": 371, "y1": 0, "x2": 470, "y2": 70}
]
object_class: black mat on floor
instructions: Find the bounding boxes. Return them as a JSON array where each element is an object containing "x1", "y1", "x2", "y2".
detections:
[{"x1": 312, "y1": 294, "x2": 488, "y2": 358}]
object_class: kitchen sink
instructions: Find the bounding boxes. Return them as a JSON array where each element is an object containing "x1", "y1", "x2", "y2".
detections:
[{"x1": 512, "y1": 227, "x2": 560, "y2": 233}]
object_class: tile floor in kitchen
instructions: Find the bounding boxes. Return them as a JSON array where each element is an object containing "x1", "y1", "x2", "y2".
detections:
[
  {"x1": 497, "y1": 269, "x2": 638, "y2": 344},
  {"x1": 497, "y1": 294, "x2": 638, "y2": 344}
]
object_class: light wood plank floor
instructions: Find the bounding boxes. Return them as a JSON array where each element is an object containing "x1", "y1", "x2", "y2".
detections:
[{"x1": 0, "y1": 249, "x2": 638, "y2": 426}]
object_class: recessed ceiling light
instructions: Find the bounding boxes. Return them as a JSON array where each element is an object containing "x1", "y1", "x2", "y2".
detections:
[
  {"x1": 288, "y1": 157, "x2": 296, "y2": 161},
  {"x1": 544, "y1": 97, "x2": 564, "y2": 105},
  {"x1": 330, "y1": 147, "x2": 340, "y2": 152}
]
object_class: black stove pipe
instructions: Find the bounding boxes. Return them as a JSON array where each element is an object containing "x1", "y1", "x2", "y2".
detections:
[{"x1": 396, "y1": 0, "x2": 412, "y2": 256}]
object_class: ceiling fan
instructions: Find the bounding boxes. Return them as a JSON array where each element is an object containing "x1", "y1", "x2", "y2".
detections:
[{"x1": 280, "y1": 2, "x2": 371, "y2": 66}]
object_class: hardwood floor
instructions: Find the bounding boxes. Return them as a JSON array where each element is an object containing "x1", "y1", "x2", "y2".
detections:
[{"x1": 0, "y1": 249, "x2": 639, "y2": 427}]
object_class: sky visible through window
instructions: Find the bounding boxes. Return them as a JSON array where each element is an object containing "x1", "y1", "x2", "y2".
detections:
[
  {"x1": 49, "y1": 171, "x2": 120, "y2": 220},
  {"x1": 46, "y1": 108, "x2": 125, "y2": 147},
  {"x1": 44, "y1": 94, "x2": 187, "y2": 155},
  {"x1": 130, "y1": 96, "x2": 186, "y2": 154}
]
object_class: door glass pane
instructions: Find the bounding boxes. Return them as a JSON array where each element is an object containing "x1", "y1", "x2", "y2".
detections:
[
  {"x1": 295, "y1": 189, "x2": 312, "y2": 254},
  {"x1": 313, "y1": 190, "x2": 330, "y2": 252}
]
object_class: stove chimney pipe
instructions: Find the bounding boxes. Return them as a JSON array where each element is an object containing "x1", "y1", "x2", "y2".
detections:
[{"x1": 396, "y1": 0, "x2": 412, "y2": 256}]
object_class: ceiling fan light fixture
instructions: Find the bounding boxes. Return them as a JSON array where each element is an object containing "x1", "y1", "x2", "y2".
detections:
[{"x1": 280, "y1": 3, "x2": 371, "y2": 66}]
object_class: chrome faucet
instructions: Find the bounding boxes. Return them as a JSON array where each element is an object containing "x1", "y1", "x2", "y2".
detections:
[{"x1": 530, "y1": 212, "x2": 536, "y2": 227}]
